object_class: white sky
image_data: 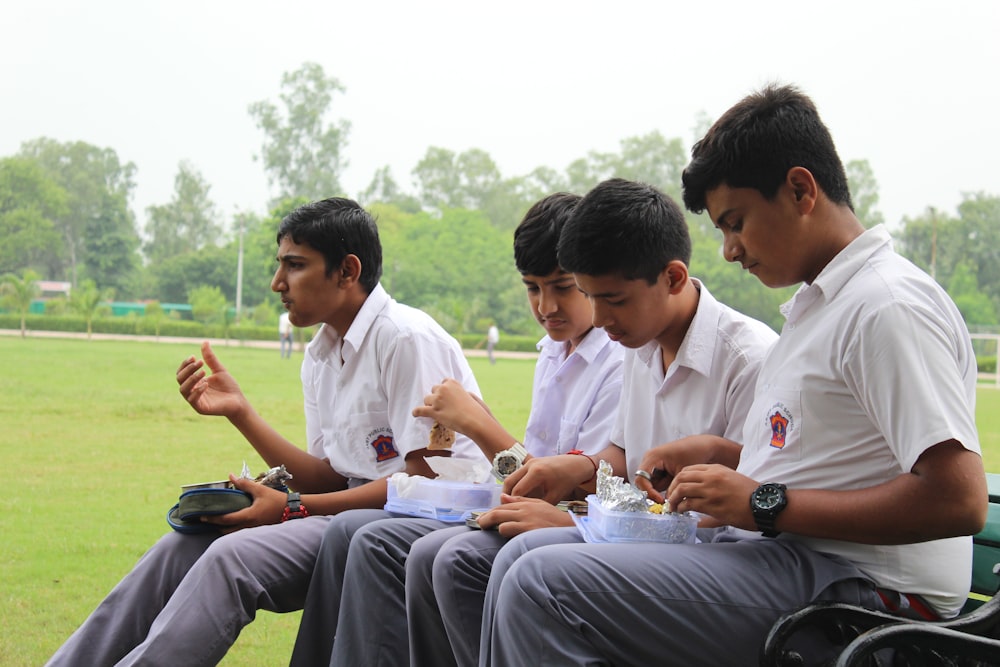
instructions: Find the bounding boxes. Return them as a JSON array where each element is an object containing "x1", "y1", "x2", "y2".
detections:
[{"x1": 2, "y1": 0, "x2": 997, "y2": 235}]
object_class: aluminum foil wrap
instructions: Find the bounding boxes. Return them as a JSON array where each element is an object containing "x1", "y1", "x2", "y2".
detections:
[
  {"x1": 595, "y1": 459, "x2": 649, "y2": 512},
  {"x1": 241, "y1": 461, "x2": 294, "y2": 489}
]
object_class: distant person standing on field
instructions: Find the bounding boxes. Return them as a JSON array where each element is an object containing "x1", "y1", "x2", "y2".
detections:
[
  {"x1": 486, "y1": 323, "x2": 499, "y2": 364},
  {"x1": 279, "y1": 311, "x2": 293, "y2": 358}
]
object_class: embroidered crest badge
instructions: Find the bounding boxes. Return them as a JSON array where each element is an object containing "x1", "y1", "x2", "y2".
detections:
[
  {"x1": 766, "y1": 402, "x2": 794, "y2": 450},
  {"x1": 369, "y1": 428, "x2": 399, "y2": 462}
]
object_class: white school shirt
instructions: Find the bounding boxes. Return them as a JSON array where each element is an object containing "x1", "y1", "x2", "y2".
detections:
[
  {"x1": 301, "y1": 284, "x2": 484, "y2": 482},
  {"x1": 737, "y1": 225, "x2": 980, "y2": 617},
  {"x1": 613, "y1": 280, "x2": 779, "y2": 478},
  {"x1": 522, "y1": 326, "x2": 624, "y2": 458}
]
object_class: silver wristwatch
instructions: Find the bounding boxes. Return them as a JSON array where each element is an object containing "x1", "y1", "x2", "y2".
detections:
[{"x1": 492, "y1": 442, "x2": 528, "y2": 480}]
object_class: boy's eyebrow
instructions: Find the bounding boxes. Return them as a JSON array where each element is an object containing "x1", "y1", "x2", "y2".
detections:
[{"x1": 276, "y1": 252, "x2": 308, "y2": 262}]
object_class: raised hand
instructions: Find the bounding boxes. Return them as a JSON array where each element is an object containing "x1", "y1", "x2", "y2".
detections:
[{"x1": 176, "y1": 341, "x2": 249, "y2": 418}]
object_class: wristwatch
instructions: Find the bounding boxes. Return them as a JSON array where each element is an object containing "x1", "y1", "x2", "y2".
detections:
[
  {"x1": 281, "y1": 491, "x2": 310, "y2": 522},
  {"x1": 492, "y1": 442, "x2": 528, "y2": 480},
  {"x1": 750, "y1": 482, "x2": 787, "y2": 537}
]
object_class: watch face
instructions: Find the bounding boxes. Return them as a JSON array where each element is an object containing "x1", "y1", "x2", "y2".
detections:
[
  {"x1": 495, "y1": 453, "x2": 519, "y2": 476},
  {"x1": 754, "y1": 485, "x2": 782, "y2": 510}
]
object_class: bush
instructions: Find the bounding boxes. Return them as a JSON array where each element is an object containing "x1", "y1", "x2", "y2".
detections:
[{"x1": 979, "y1": 356, "x2": 997, "y2": 374}]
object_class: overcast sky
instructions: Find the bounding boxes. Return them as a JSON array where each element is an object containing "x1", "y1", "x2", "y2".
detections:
[{"x1": 2, "y1": 0, "x2": 997, "y2": 236}]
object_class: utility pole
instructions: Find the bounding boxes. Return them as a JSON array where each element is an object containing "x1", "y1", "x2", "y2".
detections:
[{"x1": 235, "y1": 211, "x2": 245, "y2": 323}]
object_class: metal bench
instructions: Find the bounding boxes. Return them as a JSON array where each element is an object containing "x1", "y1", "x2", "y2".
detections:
[{"x1": 759, "y1": 473, "x2": 1000, "y2": 666}]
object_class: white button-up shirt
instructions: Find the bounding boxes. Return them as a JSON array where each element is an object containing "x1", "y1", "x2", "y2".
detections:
[
  {"x1": 738, "y1": 225, "x2": 980, "y2": 617},
  {"x1": 301, "y1": 284, "x2": 483, "y2": 482},
  {"x1": 523, "y1": 326, "x2": 624, "y2": 457},
  {"x1": 614, "y1": 280, "x2": 778, "y2": 478}
]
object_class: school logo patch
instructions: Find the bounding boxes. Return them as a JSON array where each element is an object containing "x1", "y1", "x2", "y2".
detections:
[
  {"x1": 369, "y1": 428, "x2": 399, "y2": 462},
  {"x1": 767, "y1": 403, "x2": 794, "y2": 449}
]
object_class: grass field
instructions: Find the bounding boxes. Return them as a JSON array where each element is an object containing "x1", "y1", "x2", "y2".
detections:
[{"x1": 1, "y1": 335, "x2": 998, "y2": 665}]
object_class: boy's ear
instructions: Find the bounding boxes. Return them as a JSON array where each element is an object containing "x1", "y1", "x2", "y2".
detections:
[
  {"x1": 662, "y1": 260, "x2": 689, "y2": 294},
  {"x1": 339, "y1": 254, "x2": 362, "y2": 285},
  {"x1": 786, "y1": 166, "x2": 818, "y2": 214}
]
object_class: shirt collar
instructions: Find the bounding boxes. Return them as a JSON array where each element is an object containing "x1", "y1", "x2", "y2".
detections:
[
  {"x1": 536, "y1": 326, "x2": 614, "y2": 365},
  {"x1": 635, "y1": 278, "x2": 720, "y2": 378},
  {"x1": 309, "y1": 283, "x2": 391, "y2": 362},
  {"x1": 780, "y1": 225, "x2": 893, "y2": 323}
]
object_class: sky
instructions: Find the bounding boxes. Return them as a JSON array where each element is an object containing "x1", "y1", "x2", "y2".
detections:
[{"x1": 2, "y1": 0, "x2": 998, "y2": 236}]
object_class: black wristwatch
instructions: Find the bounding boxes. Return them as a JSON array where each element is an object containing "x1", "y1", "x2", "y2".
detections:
[
  {"x1": 750, "y1": 482, "x2": 787, "y2": 537},
  {"x1": 281, "y1": 491, "x2": 309, "y2": 522}
]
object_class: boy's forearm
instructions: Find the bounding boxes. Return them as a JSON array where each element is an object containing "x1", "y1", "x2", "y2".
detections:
[{"x1": 226, "y1": 404, "x2": 341, "y2": 492}]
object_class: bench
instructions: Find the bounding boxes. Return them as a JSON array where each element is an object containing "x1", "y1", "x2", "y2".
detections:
[{"x1": 760, "y1": 473, "x2": 1000, "y2": 666}]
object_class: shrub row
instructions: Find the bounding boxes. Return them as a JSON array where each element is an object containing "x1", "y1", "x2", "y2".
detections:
[{"x1": 0, "y1": 314, "x2": 541, "y2": 353}]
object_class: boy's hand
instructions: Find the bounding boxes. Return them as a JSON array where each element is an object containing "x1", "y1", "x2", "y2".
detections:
[
  {"x1": 634, "y1": 435, "x2": 741, "y2": 504},
  {"x1": 177, "y1": 341, "x2": 248, "y2": 419},
  {"x1": 505, "y1": 454, "x2": 594, "y2": 503},
  {"x1": 664, "y1": 464, "x2": 759, "y2": 529},
  {"x1": 412, "y1": 378, "x2": 493, "y2": 435},
  {"x1": 476, "y1": 494, "x2": 574, "y2": 536},
  {"x1": 201, "y1": 474, "x2": 289, "y2": 533}
]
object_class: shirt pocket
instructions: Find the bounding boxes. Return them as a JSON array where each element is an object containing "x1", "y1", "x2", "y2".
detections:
[
  {"x1": 749, "y1": 385, "x2": 803, "y2": 462},
  {"x1": 344, "y1": 410, "x2": 400, "y2": 472}
]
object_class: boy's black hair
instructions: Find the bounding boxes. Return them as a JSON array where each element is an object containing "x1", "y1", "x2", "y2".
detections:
[
  {"x1": 557, "y1": 178, "x2": 691, "y2": 285},
  {"x1": 682, "y1": 83, "x2": 853, "y2": 214},
  {"x1": 513, "y1": 192, "x2": 582, "y2": 276},
  {"x1": 277, "y1": 197, "x2": 383, "y2": 293}
]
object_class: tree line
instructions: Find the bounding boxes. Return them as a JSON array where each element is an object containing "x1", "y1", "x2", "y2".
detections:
[{"x1": 2, "y1": 62, "x2": 998, "y2": 337}]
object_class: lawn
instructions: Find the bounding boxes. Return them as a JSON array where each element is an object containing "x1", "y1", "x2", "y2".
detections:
[{"x1": 1, "y1": 335, "x2": 997, "y2": 665}]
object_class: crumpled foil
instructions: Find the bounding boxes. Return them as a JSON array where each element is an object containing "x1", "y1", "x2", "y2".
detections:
[
  {"x1": 595, "y1": 460, "x2": 650, "y2": 512},
  {"x1": 241, "y1": 461, "x2": 294, "y2": 489}
]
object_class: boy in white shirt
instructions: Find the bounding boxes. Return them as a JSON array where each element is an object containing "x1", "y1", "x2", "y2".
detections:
[{"x1": 47, "y1": 198, "x2": 483, "y2": 667}]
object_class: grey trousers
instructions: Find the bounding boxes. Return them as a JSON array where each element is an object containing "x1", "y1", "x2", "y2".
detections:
[
  {"x1": 482, "y1": 528, "x2": 881, "y2": 667},
  {"x1": 46, "y1": 516, "x2": 333, "y2": 667},
  {"x1": 292, "y1": 512, "x2": 454, "y2": 667}
]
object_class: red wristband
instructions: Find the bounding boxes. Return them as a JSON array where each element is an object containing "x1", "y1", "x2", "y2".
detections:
[{"x1": 567, "y1": 449, "x2": 598, "y2": 483}]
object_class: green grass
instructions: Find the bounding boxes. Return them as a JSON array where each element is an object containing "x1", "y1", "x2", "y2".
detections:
[
  {"x1": 0, "y1": 336, "x2": 534, "y2": 666},
  {"x1": 1, "y1": 335, "x2": 997, "y2": 665}
]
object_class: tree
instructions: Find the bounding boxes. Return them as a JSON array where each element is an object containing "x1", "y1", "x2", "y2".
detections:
[
  {"x1": 0, "y1": 269, "x2": 41, "y2": 337},
  {"x1": 18, "y1": 138, "x2": 139, "y2": 293},
  {"x1": 948, "y1": 262, "x2": 997, "y2": 326},
  {"x1": 144, "y1": 161, "x2": 221, "y2": 265},
  {"x1": 69, "y1": 279, "x2": 113, "y2": 339},
  {"x1": 248, "y1": 62, "x2": 351, "y2": 202},
  {"x1": 0, "y1": 157, "x2": 66, "y2": 276},
  {"x1": 188, "y1": 285, "x2": 228, "y2": 325},
  {"x1": 846, "y1": 159, "x2": 885, "y2": 228},
  {"x1": 360, "y1": 166, "x2": 422, "y2": 212}
]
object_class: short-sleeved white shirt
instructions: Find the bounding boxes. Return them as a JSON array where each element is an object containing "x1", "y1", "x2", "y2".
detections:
[
  {"x1": 737, "y1": 225, "x2": 980, "y2": 617},
  {"x1": 301, "y1": 284, "x2": 483, "y2": 482},
  {"x1": 523, "y1": 326, "x2": 624, "y2": 458},
  {"x1": 613, "y1": 280, "x2": 778, "y2": 477}
]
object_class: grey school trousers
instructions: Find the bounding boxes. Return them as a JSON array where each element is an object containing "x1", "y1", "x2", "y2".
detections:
[
  {"x1": 481, "y1": 527, "x2": 883, "y2": 667},
  {"x1": 46, "y1": 516, "x2": 334, "y2": 667}
]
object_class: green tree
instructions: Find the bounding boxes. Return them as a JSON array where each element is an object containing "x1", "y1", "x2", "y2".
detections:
[
  {"x1": 144, "y1": 161, "x2": 221, "y2": 265},
  {"x1": 150, "y1": 245, "x2": 237, "y2": 305},
  {"x1": 248, "y1": 62, "x2": 351, "y2": 202},
  {"x1": 846, "y1": 159, "x2": 885, "y2": 228},
  {"x1": 361, "y1": 166, "x2": 422, "y2": 213},
  {"x1": 948, "y1": 262, "x2": 997, "y2": 326},
  {"x1": 0, "y1": 269, "x2": 42, "y2": 337},
  {"x1": 18, "y1": 138, "x2": 139, "y2": 293},
  {"x1": 69, "y1": 279, "x2": 113, "y2": 339},
  {"x1": 0, "y1": 157, "x2": 66, "y2": 276},
  {"x1": 188, "y1": 284, "x2": 228, "y2": 325},
  {"x1": 144, "y1": 300, "x2": 167, "y2": 338}
]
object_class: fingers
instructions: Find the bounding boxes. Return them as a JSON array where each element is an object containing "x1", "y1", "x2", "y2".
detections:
[{"x1": 201, "y1": 341, "x2": 227, "y2": 374}]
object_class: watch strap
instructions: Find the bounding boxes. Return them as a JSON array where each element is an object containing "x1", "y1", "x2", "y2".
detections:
[{"x1": 281, "y1": 491, "x2": 309, "y2": 522}]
